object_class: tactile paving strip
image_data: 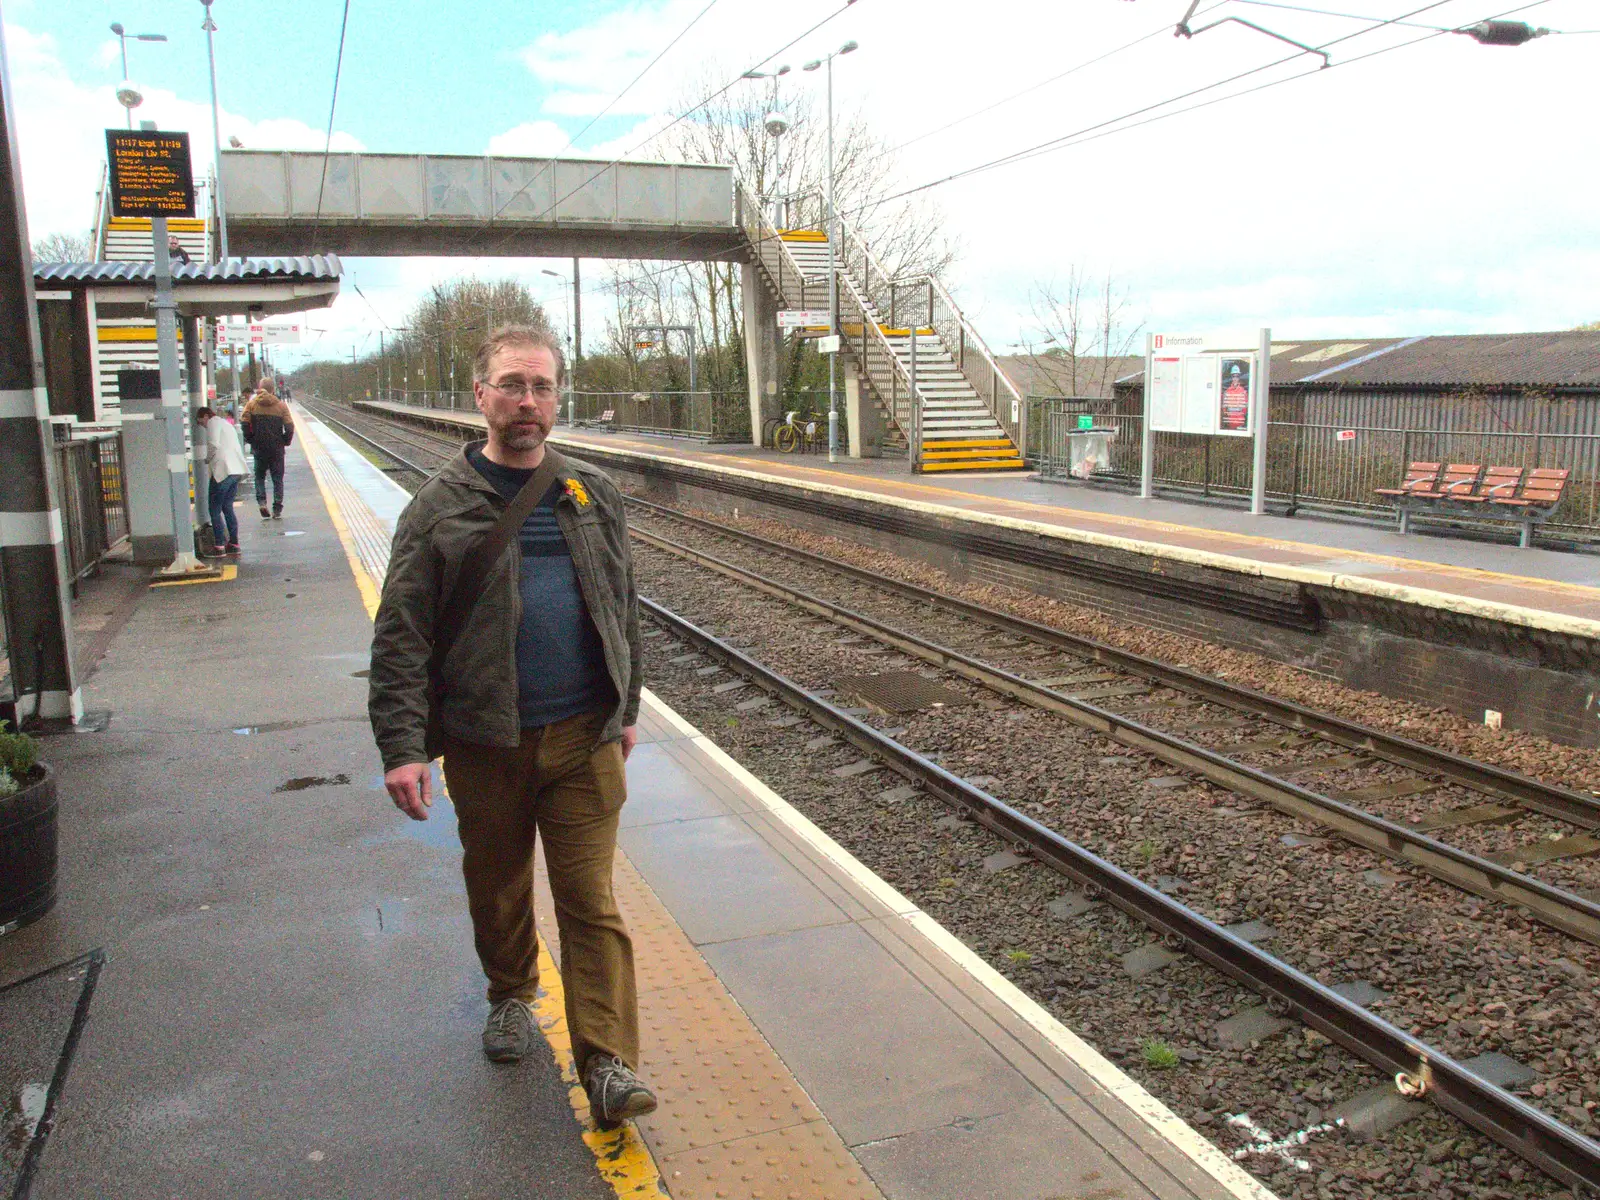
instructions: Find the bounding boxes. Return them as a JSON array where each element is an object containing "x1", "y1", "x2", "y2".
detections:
[
  {"x1": 535, "y1": 846, "x2": 885, "y2": 1200},
  {"x1": 297, "y1": 412, "x2": 394, "y2": 582}
]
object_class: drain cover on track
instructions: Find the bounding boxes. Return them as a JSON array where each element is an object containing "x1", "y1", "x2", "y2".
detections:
[{"x1": 832, "y1": 671, "x2": 973, "y2": 715}]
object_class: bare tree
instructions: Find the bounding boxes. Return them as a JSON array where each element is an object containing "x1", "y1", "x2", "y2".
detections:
[
  {"x1": 593, "y1": 63, "x2": 962, "y2": 394},
  {"x1": 1024, "y1": 268, "x2": 1144, "y2": 400},
  {"x1": 32, "y1": 230, "x2": 93, "y2": 262}
]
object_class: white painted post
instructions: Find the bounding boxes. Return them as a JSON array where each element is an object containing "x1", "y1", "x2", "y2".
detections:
[
  {"x1": 1140, "y1": 331, "x2": 1155, "y2": 499},
  {"x1": 1250, "y1": 326, "x2": 1271, "y2": 515}
]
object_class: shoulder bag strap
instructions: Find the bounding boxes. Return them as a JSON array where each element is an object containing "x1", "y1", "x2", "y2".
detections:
[{"x1": 431, "y1": 447, "x2": 568, "y2": 672}]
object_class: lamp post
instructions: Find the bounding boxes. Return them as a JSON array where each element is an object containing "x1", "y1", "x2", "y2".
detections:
[
  {"x1": 109, "y1": 22, "x2": 167, "y2": 129},
  {"x1": 741, "y1": 66, "x2": 791, "y2": 226},
  {"x1": 541, "y1": 267, "x2": 575, "y2": 425},
  {"x1": 803, "y1": 40, "x2": 857, "y2": 464},
  {"x1": 198, "y1": 1, "x2": 227, "y2": 260}
]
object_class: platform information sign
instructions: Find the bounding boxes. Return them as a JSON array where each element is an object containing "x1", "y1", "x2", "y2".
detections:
[
  {"x1": 778, "y1": 309, "x2": 831, "y2": 330},
  {"x1": 1147, "y1": 332, "x2": 1258, "y2": 438},
  {"x1": 1142, "y1": 327, "x2": 1272, "y2": 512},
  {"x1": 105, "y1": 129, "x2": 195, "y2": 218},
  {"x1": 216, "y1": 320, "x2": 302, "y2": 347}
]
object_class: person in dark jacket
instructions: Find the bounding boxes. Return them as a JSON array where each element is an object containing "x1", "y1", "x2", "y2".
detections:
[
  {"x1": 241, "y1": 382, "x2": 294, "y2": 518},
  {"x1": 367, "y1": 325, "x2": 654, "y2": 1131}
]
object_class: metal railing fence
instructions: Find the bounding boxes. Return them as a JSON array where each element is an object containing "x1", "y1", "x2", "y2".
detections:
[
  {"x1": 567, "y1": 391, "x2": 751, "y2": 442},
  {"x1": 370, "y1": 387, "x2": 751, "y2": 443},
  {"x1": 1026, "y1": 393, "x2": 1600, "y2": 539},
  {"x1": 54, "y1": 434, "x2": 128, "y2": 582}
]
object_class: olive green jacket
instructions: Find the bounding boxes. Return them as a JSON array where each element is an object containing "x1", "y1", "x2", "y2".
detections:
[{"x1": 368, "y1": 443, "x2": 640, "y2": 770}]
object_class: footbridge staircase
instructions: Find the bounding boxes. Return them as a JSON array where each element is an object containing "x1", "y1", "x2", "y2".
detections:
[{"x1": 738, "y1": 187, "x2": 1025, "y2": 472}]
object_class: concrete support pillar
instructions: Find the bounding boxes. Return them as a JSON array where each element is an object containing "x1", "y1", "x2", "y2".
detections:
[
  {"x1": 0, "y1": 22, "x2": 81, "y2": 723},
  {"x1": 845, "y1": 368, "x2": 881, "y2": 458},
  {"x1": 740, "y1": 263, "x2": 781, "y2": 447}
]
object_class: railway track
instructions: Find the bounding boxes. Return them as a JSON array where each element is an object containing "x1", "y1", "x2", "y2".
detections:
[
  {"x1": 639, "y1": 598, "x2": 1600, "y2": 1195},
  {"x1": 624, "y1": 502, "x2": 1600, "y2": 946},
  {"x1": 307, "y1": 396, "x2": 1600, "y2": 1194},
  {"x1": 310, "y1": 398, "x2": 1600, "y2": 937}
]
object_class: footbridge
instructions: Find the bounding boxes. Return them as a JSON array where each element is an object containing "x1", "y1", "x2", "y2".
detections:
[{"x1": 220, "y1": 150, "x2": 1022, "y2": 470}]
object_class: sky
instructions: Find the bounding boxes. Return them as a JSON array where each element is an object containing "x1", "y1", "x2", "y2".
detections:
[{"x1": 5, "y1": 0, "x2": 1598, "y2": 372}]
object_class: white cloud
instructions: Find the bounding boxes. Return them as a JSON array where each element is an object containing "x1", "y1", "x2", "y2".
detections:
[
  {"x1": 487, "y1": 120, "x2": 571, "y2": 157},
  {"x1": 5, "y1": 21, "x2": 363, "y2": 246},
  {"x1": 22, "y1": 0, "x2": 1595, "y2": 375}
]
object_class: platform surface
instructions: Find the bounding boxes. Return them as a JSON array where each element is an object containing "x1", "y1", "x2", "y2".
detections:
[
  {"x1": 358, "y1": 401, "x2": 1600, "y2": 630},
  {"x1": 299, "y1": 406, "x2": 1274, "y2": 1200},
  {"x1": 0, "y1": 435, "x2": 612, "y2": 1199}
]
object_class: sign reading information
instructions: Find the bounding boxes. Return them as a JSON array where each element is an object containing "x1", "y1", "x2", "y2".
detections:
[{"x1": 105, "y1": 129, "x2": 195, "y2": 218}]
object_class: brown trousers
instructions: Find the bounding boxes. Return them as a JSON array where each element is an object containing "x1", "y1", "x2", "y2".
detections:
[{"x1": 442, "y1": 711, "x2": 638, "y2": 1072}]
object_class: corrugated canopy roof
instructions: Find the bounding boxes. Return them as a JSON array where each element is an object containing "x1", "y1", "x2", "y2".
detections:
[{"x1": 34, "y1": 255, "x2": 342, "y2": 283}]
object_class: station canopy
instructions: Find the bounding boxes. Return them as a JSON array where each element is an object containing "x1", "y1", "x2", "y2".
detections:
[{"x1": 33, "y1": 255, "x2": 343, "y2": 318}]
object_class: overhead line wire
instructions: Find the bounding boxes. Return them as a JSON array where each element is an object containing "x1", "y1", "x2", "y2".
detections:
[
  {"x1": 484, "y1": 0, "x2": 861, "y2": 242},
  {"x1": 543, "y1": 0, "x2": 725, "y2": 163},
  {"x1": 884, "y1": 4, "x2": 1225, "y2": 156},
  {"x1": 996, "y1": 0, "x2": 1559, "y2": 170},
  {"x1": 850, "y1": 0, "x2": 1477, "y2": 211},
  {"x1": 312, "y1": 0, "x2": 354, "y2": 237}
]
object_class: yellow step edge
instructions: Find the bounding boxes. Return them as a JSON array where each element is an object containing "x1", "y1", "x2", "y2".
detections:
[
  {"x1": 108, "y1": 217, "x2": 208, "y2": 231},
  {"x1": 920, "y1": 460, "x2": 1028, "y2": 472},
  {"x1": 778, "y1": 229, "x2": 828, "y2": 241},
  {"x1": 922, "y1": 450, "x2": 1026, "y2": 461},
  {"x1": 879, "y1": 327, "x2": 935, "y2": 337},
  {"x1": 919, "y1": 438, "x2": 1016, "y2": 449}
]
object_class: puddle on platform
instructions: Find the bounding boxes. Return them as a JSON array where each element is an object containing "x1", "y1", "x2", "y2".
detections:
[
  {"x1": 274, "y1": 773, "x2": 352, "y2": 793},
  {"x1": 283, "y1": 530, "x2": 305, "y2": 537},
  {"x1": 362, "y1": 766, "x2": 457, "y2": 850},
  {"x1": 230, "y1": 715, "x2": 367, "y2": 736},
  {"x1": 4, "y1": 1083, "x2": 48, "y2": 1153},
  {"x1": 360, "y1": 897, "x2": 415, "y2": 937}
]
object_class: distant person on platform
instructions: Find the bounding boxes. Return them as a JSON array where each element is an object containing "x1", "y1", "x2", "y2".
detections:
[
  {"x1": 167, "y1": 234, "x2": 190, "y2": 265},
  {"x1": 241, "y1": 380, "x2": 294, "y2": 519},
  {"x1": 196, "y1": 406, "x2": 246, "y2": 556},
  {"x1": 367, "y1": 325, "x2": 655, "y2": 1130}
]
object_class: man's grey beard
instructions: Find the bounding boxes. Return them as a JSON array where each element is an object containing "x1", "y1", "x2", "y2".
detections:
[{"x1": 495, "y1": 417, "x2": 548, "y2": 450}]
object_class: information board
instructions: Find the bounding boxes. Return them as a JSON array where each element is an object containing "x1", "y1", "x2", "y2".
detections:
[
  {"x1": 105, "y1": 129, "x2": 195, "y2": 218},
  {"x1": 1146, "y1": 332, "x2": 1258, "y2": 437}
]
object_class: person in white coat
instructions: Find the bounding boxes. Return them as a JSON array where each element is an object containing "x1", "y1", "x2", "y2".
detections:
[{"x1": 197, "y1": 406, "x2": 248, "y2": 555}]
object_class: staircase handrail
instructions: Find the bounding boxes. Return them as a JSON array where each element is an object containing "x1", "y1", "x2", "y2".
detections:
[
  {"x1": 834, "y1": 211, "x2": 1025, "y2": 431},
  {"x1": 738, "y1": 181, "x2": 932, "y2": 440},
  {"x1": 736, "y1": 182, "x2": 830, "y2": 314}
]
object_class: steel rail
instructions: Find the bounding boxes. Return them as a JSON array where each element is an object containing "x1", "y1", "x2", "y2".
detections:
[
  {"x1": 625, "y1": 495, "x2": 1600, "y2": 831},
  {"x1": 639, "y1": 595, "x2": 1600, "y2": 1192},
  {"x1": 302, "y1": 402, "x2": 444, "y2": 478},
  {"x1": 634, "y1": 525, "x2": 1600, "y2": 947}
]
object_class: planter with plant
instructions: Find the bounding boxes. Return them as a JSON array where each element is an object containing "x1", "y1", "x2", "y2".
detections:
[{"x1": 0, "y1": 731, "x2": 56, "y2": 936}]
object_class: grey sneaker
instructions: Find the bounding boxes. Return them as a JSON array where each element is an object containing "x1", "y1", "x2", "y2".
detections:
[
  {"x1": 584, "y1": 1055, "x2": 658, "y2": 1129},
  {"x1": 482, "y1": 998, "x2": 534, "y2": 1063}
]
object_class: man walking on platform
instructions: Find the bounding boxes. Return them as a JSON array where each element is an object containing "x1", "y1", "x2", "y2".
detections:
[
  {"x1": 241, "y1": 380, "x2": 294, "y2": 518},
  {"x1": 367, "y1": 325, "x2": 655, "y2": 1130}
]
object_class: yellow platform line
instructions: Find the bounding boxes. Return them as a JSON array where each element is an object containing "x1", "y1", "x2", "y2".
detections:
[
  {"x1": 150, "y1": 563, "x2": 235, "y2": 587},
  {"x1": 301, "y1": 414, "x2": 668, "y2": 1200}
]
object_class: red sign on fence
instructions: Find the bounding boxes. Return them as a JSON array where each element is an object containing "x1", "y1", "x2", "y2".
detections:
[{"x1": 1336, "y1": 429, "x2": 1357, "y2": 442}]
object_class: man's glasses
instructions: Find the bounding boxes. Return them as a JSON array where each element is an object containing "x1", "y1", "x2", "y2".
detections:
[{"x1": 486, "y1": 380, "x2": 560, "y2": 401}]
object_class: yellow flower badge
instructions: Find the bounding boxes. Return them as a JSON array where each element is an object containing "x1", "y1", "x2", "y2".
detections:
[{"x1": 563, "y1": 478, "x2": 591, "y2": 508}]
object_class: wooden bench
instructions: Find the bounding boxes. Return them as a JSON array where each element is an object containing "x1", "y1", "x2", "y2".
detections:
[{"x1": 1376, "y1": 462, "x2": 1570, "y2": 546}]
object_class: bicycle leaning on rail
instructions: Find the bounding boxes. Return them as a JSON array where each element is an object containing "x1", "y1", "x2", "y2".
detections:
[{"x1": 766, "y1": 411, "x2": 826, "y2": 454}]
